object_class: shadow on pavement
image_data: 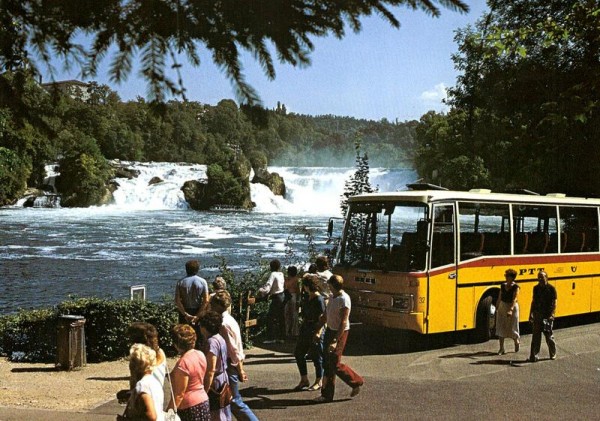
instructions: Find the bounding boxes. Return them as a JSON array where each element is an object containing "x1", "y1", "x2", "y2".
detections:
[
  {"x1": 438, "y1": 351, "x2": 498, "y2": 359},
  {"x1": 11, "y1": 367, "x2": 59, "y2": 373},
  {"x1": 245, "y1": 357, "x2": 296, "y2": 366},
  {"x1": 87, "y1": 376, "x2": 130, "y2": 381},
  {"x1": 243, "y1": 388, "x2": 352, "y2": 410},
  {"x1": 245, "y1": 352, "x2": 292, "y2": 359}
]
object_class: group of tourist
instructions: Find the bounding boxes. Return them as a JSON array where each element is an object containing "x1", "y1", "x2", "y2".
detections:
[
  {"x1": 121, "y1": 256, "x2": 558, "y2": 420},
  {"x1": 122, "y1": 256, "x2": 363, "y2": 420},
  {"x1": 495, "y1": 268, "x2": 557, "y2": 362},
  {"x1": 257, "y1": 256, "x2": 363, "y2": 403},
  {"x1": 122, "y1": 259, "x2": 258, "y2": 421}
]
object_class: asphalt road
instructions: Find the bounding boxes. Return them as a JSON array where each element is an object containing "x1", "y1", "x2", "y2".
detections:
[{"x1": 2, "y1": 315, "x2": 599, "y2": 420}]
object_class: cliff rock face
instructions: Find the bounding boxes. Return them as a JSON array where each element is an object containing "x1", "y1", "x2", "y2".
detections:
[
  {"x1": 181, "y1": 180, "x2": 208, "y2": 210},
  {"x1": 252, "y1": 168, "x2": 286, "y2": 196}
]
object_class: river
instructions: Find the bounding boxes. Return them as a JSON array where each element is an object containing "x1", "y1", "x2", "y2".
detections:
[{"x1": 0, "y1": 164, "x2": 415, "y2": 314}]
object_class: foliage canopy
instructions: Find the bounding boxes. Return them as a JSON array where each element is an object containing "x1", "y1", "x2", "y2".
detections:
[
  {"x1": 3, "y1": 0, "x2": 467, "y2": 103},
  {"x1": 414, "y1": 0, "x2": 600, "y2": 196}
]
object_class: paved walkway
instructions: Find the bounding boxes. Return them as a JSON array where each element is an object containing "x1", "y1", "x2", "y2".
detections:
[{"x1": 2, "y1": 318, "x2": 600, "y2": 420}]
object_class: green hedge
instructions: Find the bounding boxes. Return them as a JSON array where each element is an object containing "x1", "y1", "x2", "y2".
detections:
[
  {"x1": 0, "y1": 291, "x2": 270, "y2": 363},
  {"x1": 0, "y1": 298, "x2": 178, "y2": 363},
  {"x1": 0, "y1": 259, "x2": 303, "y2": 363}
]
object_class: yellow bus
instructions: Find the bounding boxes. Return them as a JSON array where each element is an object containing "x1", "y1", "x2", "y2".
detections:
[{"x1": 332, "y1": 185, "x2": 600, "y2": 341}]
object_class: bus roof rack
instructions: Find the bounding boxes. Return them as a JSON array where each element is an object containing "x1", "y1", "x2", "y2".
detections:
[
  {"x1": 546, "y1": 193, "x2": 566, "y2": 198},
  {"x1": 503, "y1": 188, "x2": 540, "y2": 195},
  {"x1": 406, "y1": 183, "x2": 448, "y2": 191}
]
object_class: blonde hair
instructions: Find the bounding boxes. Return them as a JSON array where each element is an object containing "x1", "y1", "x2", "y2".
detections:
[
  {"x1": 213, "y1": 276, "x2": 227, "y2": 291},
  {"x1": 128, "y1": 343, "x2": 157, "y2": 385}
]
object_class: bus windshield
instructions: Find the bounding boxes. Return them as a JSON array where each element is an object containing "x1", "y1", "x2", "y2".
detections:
[{"x1": 339, "y1": 201, "x2": 428, "y2": 271}]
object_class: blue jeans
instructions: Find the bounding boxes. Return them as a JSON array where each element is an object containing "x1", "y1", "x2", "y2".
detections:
[
  {"x1": 227, "y1": 366, "x2": 259, "y2": 421},
  {"x1": 294, "y1": 323, "x2": 324, "y2": 378}
]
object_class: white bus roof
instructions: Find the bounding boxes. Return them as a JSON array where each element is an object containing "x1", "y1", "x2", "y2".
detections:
[{"x1": 348, "y1": 190, "x2": 600, "y2": 206}]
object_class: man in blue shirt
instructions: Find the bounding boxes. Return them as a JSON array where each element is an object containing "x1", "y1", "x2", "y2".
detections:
[{"x1": 175, "y1": 260, "x2": 209, "y2": 348}]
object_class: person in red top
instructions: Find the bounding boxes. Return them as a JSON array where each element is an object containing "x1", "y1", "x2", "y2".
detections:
[{"x1": 168, "y1": 324, "x2": 211, "y2": 421}]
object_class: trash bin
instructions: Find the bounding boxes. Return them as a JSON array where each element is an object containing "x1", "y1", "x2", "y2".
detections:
[{"x1": 56, "y1": 315, "x2": 86, "y2": 370}]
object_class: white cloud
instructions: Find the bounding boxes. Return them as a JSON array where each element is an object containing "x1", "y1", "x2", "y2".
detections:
[{"x1": 420, "y1": 83, "x2": 448, "y2": 106}]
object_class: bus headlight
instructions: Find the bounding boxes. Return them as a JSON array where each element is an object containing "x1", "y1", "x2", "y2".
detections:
[{"x1": 392, "y1": 294, "x2": 414, "y2": 312}]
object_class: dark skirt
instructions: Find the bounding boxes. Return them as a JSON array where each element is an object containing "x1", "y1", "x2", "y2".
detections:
[{"x1": 178, "y1": 400, "x2": 211, "y2": 421}]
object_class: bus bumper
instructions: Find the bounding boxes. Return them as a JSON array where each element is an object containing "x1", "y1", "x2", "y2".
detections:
[{"x1": 351, "y1": 305, "x2": 425, "y2": 333}]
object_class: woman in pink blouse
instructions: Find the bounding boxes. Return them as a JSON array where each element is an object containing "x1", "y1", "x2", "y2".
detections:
[{"x1": 168, "y1": 324, "x2": 211, "y2": 421}]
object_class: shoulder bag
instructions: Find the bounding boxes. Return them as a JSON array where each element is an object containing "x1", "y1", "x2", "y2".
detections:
[
  {"x1": 207, "y1": 340, "x2": 233, "y2": 411},
  {"x1": 165, "y1": 362, "x2": 182, "y2": 421}
]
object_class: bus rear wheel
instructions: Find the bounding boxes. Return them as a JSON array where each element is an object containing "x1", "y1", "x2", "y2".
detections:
[{"x1": 473, "y1": 295, "x2": 496, "y2": 343}]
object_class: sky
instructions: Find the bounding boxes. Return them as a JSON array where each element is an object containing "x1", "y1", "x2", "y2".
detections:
[{"x1": 45, "y1": 1, "x2": 489, "y2": 122}]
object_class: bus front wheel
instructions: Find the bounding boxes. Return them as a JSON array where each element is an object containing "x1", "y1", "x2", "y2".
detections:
[{"x1": 473, "y1": 295, "x2": 496, "y2": 343}]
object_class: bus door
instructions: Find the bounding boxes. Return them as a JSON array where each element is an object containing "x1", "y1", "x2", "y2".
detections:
[{"x1": 427, "y1": 203, "x2": 457, "y2": 333}]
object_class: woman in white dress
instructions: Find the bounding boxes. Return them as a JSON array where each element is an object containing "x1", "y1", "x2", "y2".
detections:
[{"x1": 495, "y1": 268, "x2": 521, "y2": 355}]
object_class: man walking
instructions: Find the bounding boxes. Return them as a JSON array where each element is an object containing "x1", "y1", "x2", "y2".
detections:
[
  {"x1": 210, "y1": 290, "x2": 259, "y2": 421},
  {"x1": 175, "y1": 259, "x2": 209, "y2": 347},
  {"x1": 314, "y1": 274, "x2": 364, "y2": 402},
  {"x1": 528, "y1": 270, "x2": 557, "y2": 362}
]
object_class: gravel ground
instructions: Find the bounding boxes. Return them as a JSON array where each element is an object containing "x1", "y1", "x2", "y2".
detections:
[{"x1": 0, "y1": 357, "x2": 163, "y2": 411}]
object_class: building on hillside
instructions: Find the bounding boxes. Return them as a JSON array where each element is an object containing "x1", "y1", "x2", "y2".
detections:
[{"x1": 41, "y1": 79, "x2": 91, "y2": 101}]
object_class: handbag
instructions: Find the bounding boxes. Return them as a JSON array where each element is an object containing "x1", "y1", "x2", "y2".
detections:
[
  {"x1": 207, "y1": 340, "x2": 233, "y2": 411},
  {"x1": 208, "y1": 382, "x2": 233, "y2": 410}
]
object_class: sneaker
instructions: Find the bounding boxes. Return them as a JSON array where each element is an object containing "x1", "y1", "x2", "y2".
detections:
[
  {"x1": 350, "y1": 386, "x2": 361, "y2": 397},
  {"x1": 263, "y1": 339, "x2": 277, "y2": 344},
  {"x1": 293, "y1": 382, "x2": 309, "y2": 391},
  {"x1": 550, "y1": 353, "x2": 557, "y2": 360}
]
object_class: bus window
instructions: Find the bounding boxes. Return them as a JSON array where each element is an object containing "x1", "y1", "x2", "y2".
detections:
[
  {"x1": 431, "y1": 204, "x2": 455, "y2": 268},
  {"x1": 559, "y1": 206, "x2": 599, "y2": 252},
  {"x1": 459, "y1": 202, "x2": 510, "y2": 257},
  {"x1": 512, "y1": 205, "x2": 558, "y2": 254},
  {"x1": 340, "y1": 201, "x2": 428, "y2": 271}
]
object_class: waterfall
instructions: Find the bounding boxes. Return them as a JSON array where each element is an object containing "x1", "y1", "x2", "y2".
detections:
[
  {"x1": 21, "y1": 161, "x2": 416, "y2": 214},
  {"x1": 251, "y1": 167, "x2": 417, "y2": 215},
  {"x1": 111, "y1": 161, "x2": 207, "y2": 210}
]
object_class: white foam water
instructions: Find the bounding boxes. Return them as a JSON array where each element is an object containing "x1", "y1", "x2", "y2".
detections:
[{"x1": 0, "y1": 165, "x2": 416, "y2": 314}]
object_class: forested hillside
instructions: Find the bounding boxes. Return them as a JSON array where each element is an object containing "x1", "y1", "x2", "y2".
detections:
[
  {"x1": 413, "y1": 0, "x2": 600, "y2": 197},
  {"x1": 0, "y1": 72, "x2": 416, "y2": 206}
]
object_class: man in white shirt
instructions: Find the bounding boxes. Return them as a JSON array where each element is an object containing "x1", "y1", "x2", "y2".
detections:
[
  {"x1": 257, "y1": 259, "x2": 286, "y2": 344},
  {"x1": 313, "y1": 274, "x2": 364, "y2": 402},
  {"x1": 210, "y1": 291, "x2": 259, "y2": 421}
]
